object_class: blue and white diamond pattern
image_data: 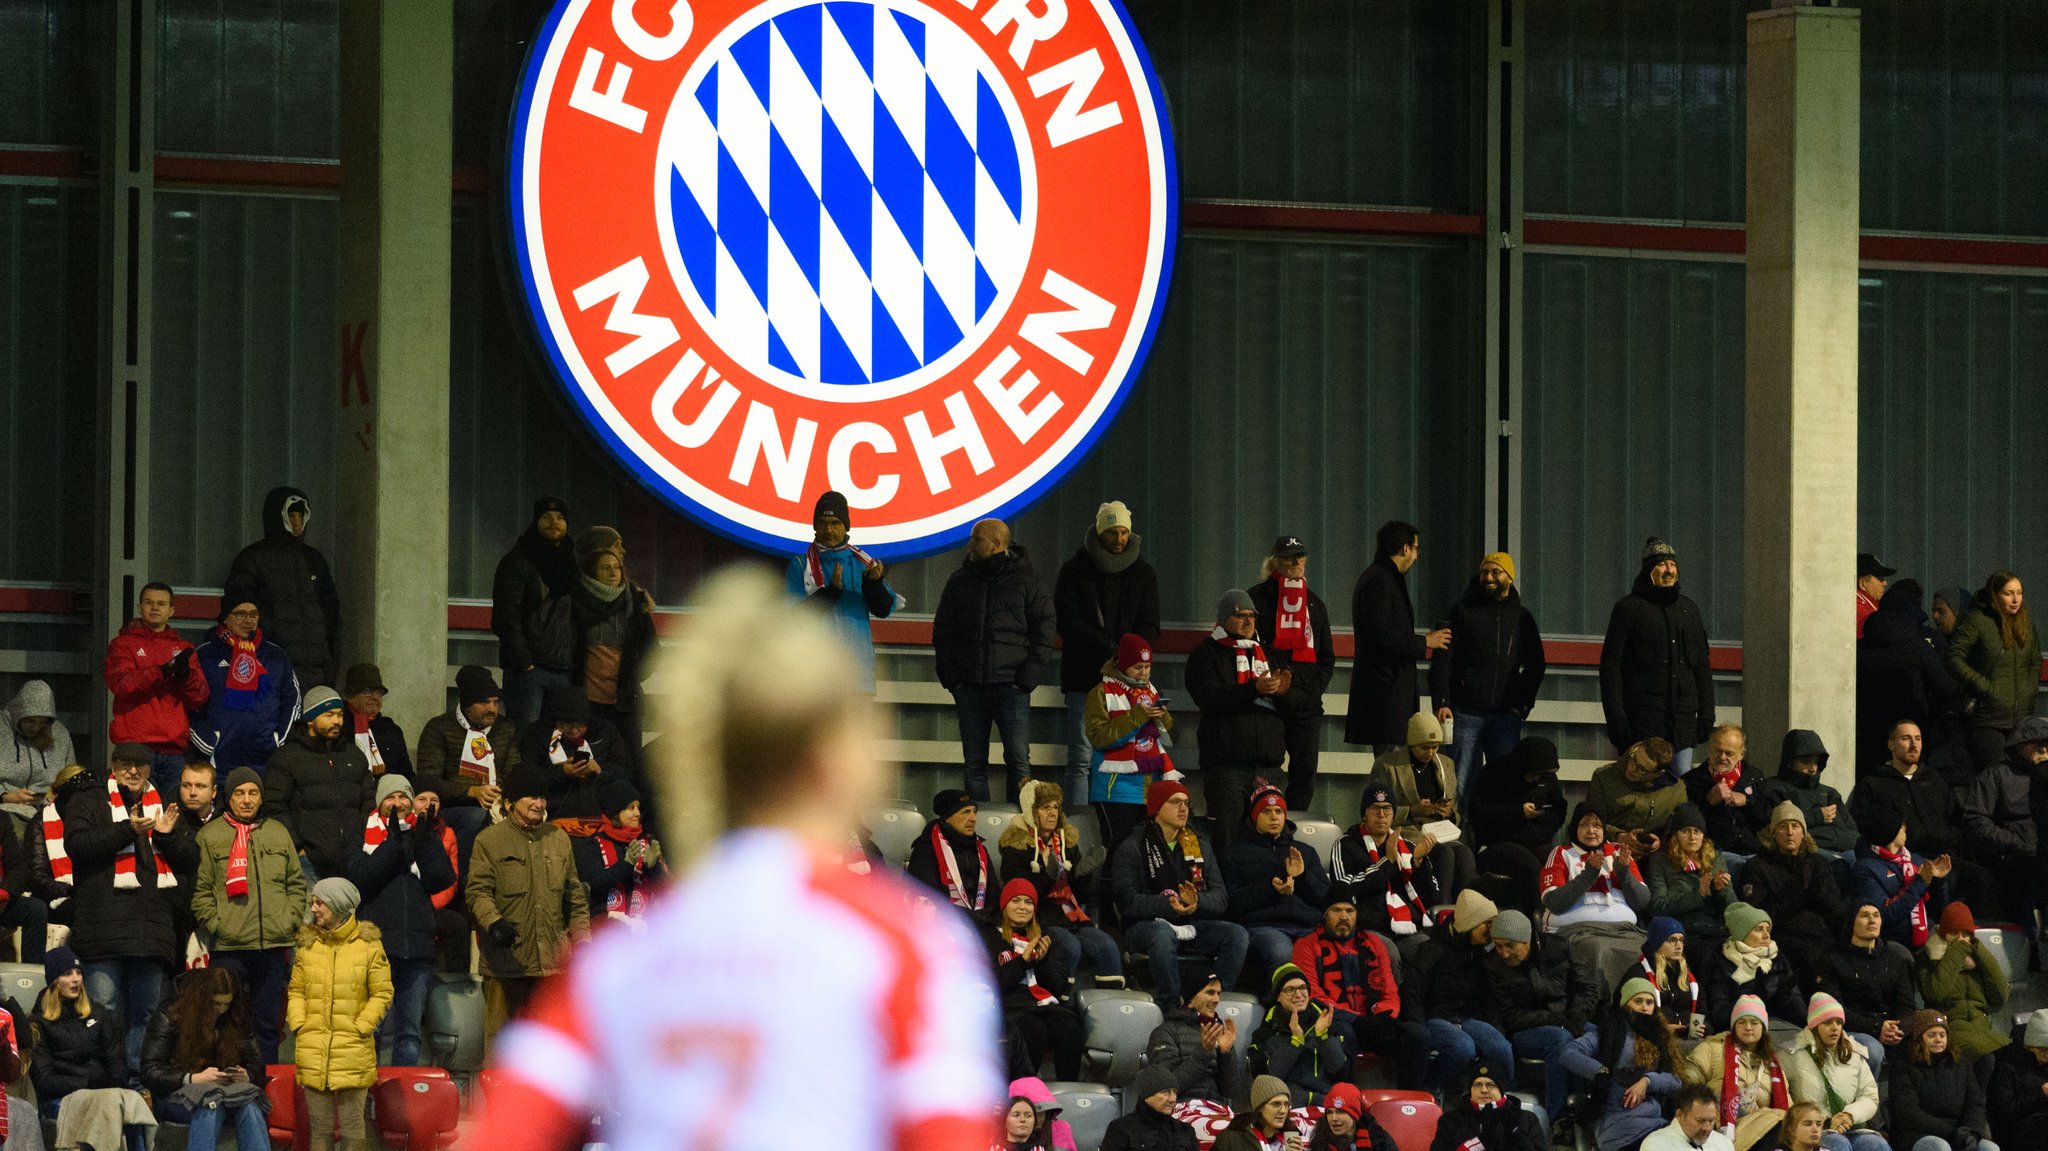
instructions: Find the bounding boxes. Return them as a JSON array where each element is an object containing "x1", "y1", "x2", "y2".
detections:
[{"x1": 662, "y1": 0, "x2": 1034, "y2": 392}]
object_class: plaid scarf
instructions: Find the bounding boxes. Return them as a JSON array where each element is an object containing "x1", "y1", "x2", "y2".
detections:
[{"x1": 105, "y1": 776, "x2": 176, "y2": 889}]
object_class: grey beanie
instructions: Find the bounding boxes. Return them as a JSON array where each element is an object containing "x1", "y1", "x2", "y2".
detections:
[
  {"x1": 310, "y1": 877, "x2": 362, "y2": 922},
  {"x1": 374, "y1": 774, "x2": 414, "y2": 806},
  {"x1": 1491, "y1": 910, "x2": 1534, "y2": 944},
  {"x1": 2027, "y1": 1008, "x2": 2048, "y2": 1048},
  {"x1": 1215, "y1": 588, "x2": 1255, "y2": 627}
]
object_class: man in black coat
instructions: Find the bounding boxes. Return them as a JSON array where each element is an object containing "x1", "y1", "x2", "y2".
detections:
[
  {"x1": 517, "y1": 687, "x2": 630, "y2": 822},
  {"x1": 491, "y1": 496, "x2": 579, "y2": 725},
  {"x1": 1428, "y1": 552, "x2": 1546, "y2": 794},
  {"x1": 223, "y1": 485, "x2": 340, "y2": 688},
  {"x1": 340, "y1": 662, "x2": 412, "y2": 779},
  {"x1": 932, "y1": 518, "x2": 1055, "y2": 804},
  {"x1": 264, "y1": 685, "x2": 375, "y2": 881},
  {"x1": 1099, "y1": 1066, "x2": 1200, "y2": 1151},
  {"x1": 1813, "y1": 902, "x2": 1917, "y2": 1076},
  {"x1": 1054, "y1": 501, "x2": 1161, "y2": 804},
  {"x1": 1599, "y1": 536, "x2": 1714, "y2": 775},
  {"x1": 1345, "y1": 520, "x2": 1450, "y2": 751},
  {"x1": 1187, "y1": 590, "x2": 1288, "y2": 844},
  {"x1": 1851, "y1": 719, "x2": 1991, "y2": 907},
  {"x1": 346, "y1": 773, "x2": 457, "y2": 1067},
  {"x1": 1249, "y1": 536, "x2": 1336, "y2": 813},
  {"x1": 1857, "y1": 580, "x2": 1960, "y2": 777}
]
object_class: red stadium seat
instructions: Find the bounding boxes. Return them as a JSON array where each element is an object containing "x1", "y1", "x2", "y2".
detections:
[
  {"x1": 1366, "y1": 1096, "x2": 1441, "y2": 1151},
  {"x1": 373, "y1": 1069, "x2": 462, "y2": 1149},
  {"x1": 1356, "y1": 1088, "x2": 1432, "y2": 1108},
  {"x1": 264, "y1": 1064, "x2": 309, "y2": 1151}
]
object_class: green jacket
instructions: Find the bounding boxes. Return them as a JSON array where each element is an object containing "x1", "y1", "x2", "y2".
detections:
[
  {"x1": 190, "y1": 815, "x2": 307, "y2": 952},
  {"x1": 467, "y1": 818, "x2": 590, "y2": 978},
  {"x1": 1946, "y1": 607, "x2": 2042, "y2": 730},
  {"x1": 1917, "y1": 934, "x2": 2011, "y2": 1063},
  {"x1": 1587, "y1": 762, "x2": 1687, "y2": 835},
  {"x1": 1643, "y1": 851, "x2": 1733, "y2": 938}
]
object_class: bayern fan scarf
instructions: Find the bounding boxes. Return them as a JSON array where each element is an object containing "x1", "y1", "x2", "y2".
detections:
[
  {"x1": 223, "y1": 815, "x2": 255, "y2": 899},
  {"x1": 1003, "y1": 931, "x2": 1058, "y2": 1005},
  {"x1": 40, "y1": 800, "x2": 69, "y2": 887},
  {"x1": 220, "y1": 626, "x2": 268, "y2": 709},
  {"x1": 930, "y1": 825, "x2": 988, "y2": 912},
  {"x1": 1359, "y1": 833, "x2": 1433, "y2": 934},
  {"x1": 1637, "y1": 956, "x2": 1698, "y2": 1014},
  {"x1": 363, "y1": 810, "x2": 420, "y2": 877},
  {"x1": 1140, "y1": 825, "x2": 1208, "y2": 892},
  {"x1": 1720, "y1": 1041, "x2": 1789, "y2": 1127},
  {"x1": 595, "y1": 827, "x2": 649, "y2": 918},
  {"x1": 105, "y1": 776, "x2": 176, "y2": 889},
  {"x1": 1271, "y1": 577, "x2": 1316, "y2": 656},
  {"x1": 1208, "y1": 628, "x2": 1272, "y2": 683},
  {"x1": 1872, "y1": 844, "x2": 1930, "y2": 946},
  {"x1": 1035, "y1": 832, "x2": 1091, "y2": 926}
]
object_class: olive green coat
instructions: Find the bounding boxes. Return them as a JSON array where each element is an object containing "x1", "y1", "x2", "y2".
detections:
[
  {"x1": 467, "y1": 818, "x2": 590, "y2": 978},
  {"x1": 1946, "y1": 607, "x2": 2042, "y2": 730},
  {"x1": 189, "y1": 815, "x2": 307, "y2": 952}
]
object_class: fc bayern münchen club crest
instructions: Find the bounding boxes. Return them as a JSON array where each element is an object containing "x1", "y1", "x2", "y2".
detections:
[{"x1": 510, "y1": 0, "x2": 1177, "y2": 558}]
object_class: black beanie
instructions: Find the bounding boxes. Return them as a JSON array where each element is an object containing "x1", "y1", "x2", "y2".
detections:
[
  {"x1": 814, "y1": 490, "x2": 851, "y2": 527},
  {"x1": 456, "y1": 665, "x2": 501, "y2": 707},
  {"x1": 503, "y1": 769, "x2": 549, "y2": 804},
  {"x1": 932, "y1": 789, "x2": 974, "y2": 820},
  {"x1": 600, "y1": 782, "x2": 641, "y2": 821},
  {"x1": 533, "y1": 496, "x2": 569, "y2": 523},
  {"x1": 546, "y1": 685, "x2": 592, "y2": 725}
]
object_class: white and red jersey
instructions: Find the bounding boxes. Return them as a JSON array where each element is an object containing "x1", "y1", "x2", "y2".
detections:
[{"x1": 478, "y1": 828, "x2": 1003, "y2": 1151}]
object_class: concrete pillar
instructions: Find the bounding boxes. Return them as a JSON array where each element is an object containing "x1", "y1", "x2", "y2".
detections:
[
  {"x1": 335, "y1": 1, "x2": 453, "y2": 727},
  {"x1": 1742, "y1": 4, "x2": 1860, "y2": 794}
]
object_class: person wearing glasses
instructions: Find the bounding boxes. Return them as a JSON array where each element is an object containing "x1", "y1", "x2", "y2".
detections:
[{"x1": 190, "y1": 599, "x2": 301, "y2": 773}]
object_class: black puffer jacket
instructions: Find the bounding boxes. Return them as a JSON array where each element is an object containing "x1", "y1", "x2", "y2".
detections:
[
  {"x1": 30, "y1": 1001, "x2": 125, "y2": 1103},
  {"x1": 491, "y1": 515, "x2": 579, "y2": 672},
  {"x1": 1814, "y1": 939, "x2": 1916, "y2": 1039},
  {"x1": 1756, "y1": 730, "x2": 1858, "y2": 853},
  {"x1": 1599, "y1": 572, "x2": 1715, "y2": 751},
  {"x1": 1735, "y1": 849, "x2": 1849, "y2": 978},
  {"x1": 517, "y1": 713, "x2": 630, "y2": 821},
  {"x1": 1858, "y1": 586, "x2": 1958, "y2": 758},
  {"x1": 932, "y1": 548, "x2": 1056, "y2": 691},
  {"x1": 1145, "y1": 1005, "x2": 1247, "y2": 1104},
  {"x1": 1850, "y1": 761, "x2": 1961, "y2": 857},
  {"x1": 345, "y1": 816, "x2": 458, "y2": 962},
  {"x1": 264, "y1": 729, "x2": 375, "y2": 874},
  {"x1": 1053, "y1": 535, "x2": 1160, "y2": 693},
  {"x1": 1428, "y1": 578, "x2": 1546, "y2": 716},
  {"x1": 1406, "y1": 924, "x2": 1492, "y2": 1023},
  {"x1": 140, "y1": 999, "x2": 266, "y2": 1096},
  {"x1": 224, "y1": 486, "x2": 340, "y2": 686},
  {"x1": 1890, "y1": 1051, "x2": 1990, "y2": 1150},
  {"x1": 1482, "y1": 940, "x2": 1572, "y2": 1033},
  {"x1": 60, "y1": 779, "x2": 180, "y2": 962},
  {"x1": 1223, "y1": 819, "x2": 1328, "y2": 930},
  {"x1": 1185, "y1": 636, "x2": 1286, "y2": 771},
  {"x1": 1345, "y1": 557, "x2": 1425, "y2": 746},
  {"x1": 343, "y1": 705, "x2": 413, "y2": 780},
  {"x1": 1466, "y1": 737, "x2": 1567, "y2": 852},
  {"x1": 1249, "y1": 576, "x2": 1337, "y2": 711}
]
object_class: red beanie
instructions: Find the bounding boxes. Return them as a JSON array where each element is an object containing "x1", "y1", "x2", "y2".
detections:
[
  {"x1": 1322, "y1": 1083, "x2": 1363, "y2": 1119},
  {"x1": 1248, "y1": 781, "x2": 1286, "y2": 820},
  {"x1": 1118, "y1": 633, "x2": 1153, "y2": 669},
  {"x1": 1145, "y1": 779, "x2": 1190, "y2": 819},
  {"x1": 1940, "y1": 902, "x2": 1976, "y2": 936},
  {"x1": 999, "y1": 879, "x2": 1038, "y2": 911}
]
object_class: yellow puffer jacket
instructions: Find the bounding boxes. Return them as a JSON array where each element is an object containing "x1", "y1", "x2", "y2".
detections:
[{"x1": 286, "y1": 918, "x2": 393, "y2": 1090}]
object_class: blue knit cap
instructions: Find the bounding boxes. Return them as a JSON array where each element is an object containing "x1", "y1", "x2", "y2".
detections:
[{"x1": 1644, "y1": 917, "x2": 1685, "y2": 956}]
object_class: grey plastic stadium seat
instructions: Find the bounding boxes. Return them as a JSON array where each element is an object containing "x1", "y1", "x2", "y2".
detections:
[
  {"x1": 976, "y1": 805, "x2": 1020, "y2": 864},
  {"x1": 0, "y1": 964, "x2": 42, "y2": 1009},
  {"x1": 1077, "y1": 989, "x2": 1161, "y2": 1087},
  {"x1": 1288, "y1": 819, "x2": 1344, "y2": 870},
  {"x1": 1978, "y1": 926, "x2": 2031, "y2": 985},
  {"x1": 1046, "y1": 1082, "x2": 1116, "y2": 1151},
  {"x1": 423, "y1": 974, "x2": 486, "y2": 1074},
  {"x1": 1216, "y1": 992, "x2": 1261, "y2": 1061},
  {"x1": 863, "y1": 805, "x2": 923, "y2": 868}
]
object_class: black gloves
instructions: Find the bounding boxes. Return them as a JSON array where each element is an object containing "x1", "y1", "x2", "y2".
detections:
[
  {"x1": 486, "y1": 920, "x2": 518, "y2": 949},
  {"x1": 161, "y1": 648, "x2": 193, "y2": 680}
]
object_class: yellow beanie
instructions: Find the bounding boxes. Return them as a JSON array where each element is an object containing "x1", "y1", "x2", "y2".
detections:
[{"x1": 1481, "y1": 551, "x2": 1516, "y2": 583}]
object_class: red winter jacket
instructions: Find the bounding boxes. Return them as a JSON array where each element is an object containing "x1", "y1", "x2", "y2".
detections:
[
  {"x1": 1291, "y1": 926, "x2": 1401, "y2": 1019},
  {"x1": 104, "y1": 620, "x2": 210, "y2": 750}
]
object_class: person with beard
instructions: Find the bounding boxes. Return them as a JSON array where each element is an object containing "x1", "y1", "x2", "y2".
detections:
[
  {"x1": 569, "y1": 530, "x2": 658, "y2": 791},
  {"x1": 1084, "y1": 634, "x2": 1177, "y2": 853},
  {"x1": 787, "y1": 490, "x2": 903, "y2": 694},
  {"x1": 1600, "y1": 537, "x2": 1715, "y2": 776},
  {"x1": 1703, "y1": 903, "x2": 1806, "y2": 1029},
  {"x1": 933, "y1": 518, "x2": 1057, "y2": 805},
  {"x1": 223, "y1": 486, "x2": 339, "y2": 688},
  {"x1": 1346, "y1": 521, "x2": 1451, "y2": 753},
  {"x1": 414, "y1": 665, "x2": 521, "y2": 880},
  {"x1": 1187, "y1": 590, "x2": 1288, "y2": 846},
  {"x1": 1852, "y1": 721, "x2": 1990, "y2": 907},
  {"x1": 1250, "y1": 536, "x2": 1337, "y2": 813},
  {"x1": 1290, "y1": 884, "x2": 1426, "y2": 1087},
  {"x1": 1814, "y1": 904, "x2": 1916, "y2": 1077},
  {"x1": 1683, "y1": 726, "x2": 1770, "y2": 860},
  {"x1": 1307, "y1": 1083, "x2": 1398, "y2": 1151},
  {"x1": 570, "y1": 786, "x2": 664, "y2": 927},
  {"x1": 1429, "y1": 552, "x2": 1546, "y2": 795},
  {"x1": 1055, "y1": 501, "x2": 1161, "y2": 804},
  {"x1": 493, "y1": 496, "x2": 579, "y2": 725},
  {"x1": 266, "y1": 686, "x2": 375, "y2": 882},
  {"x1": 999, "y1": 780, "x2": 1118, "y2": 987},
  {"x1": 1331, "y1": 784, "x2": 1444, "y2": 968},
  {"x1": 1857, "y1": 579, "x2": 1959, "y2": 776},
  {"x1": 1482, "y1": 910, "x2": 1578, "y2": 1130},
  {"x1": 1632, "y1": 918, "x2": 1705, "y2": 1039},
  {"x1": 1428, "y1": 1061, "x2": 1542, "y2": 1151},
  {"x1": 346, "y1": 774, "x2": 457, "y2": 1067},
  {"x1": 518, "y1": 687, "x2": 630, "y2": 823},
  {"x1": 1645, "y1": 806, "x2": 1733, "y2": 972},
  {"x1": 1561, "y1": 979, "x2": 1692, "y2": 1151},
  {"x1": 1955, "y1": 716, "x2": 2042, "y2": 924},
  {"x1": 1687, "y1": 997, "x2": 1790, "y2": 1151},
  {"x1": 1225, "y1": 783, "x2": 1329, "y2": 980},
  {"x1": 987, "y1": 881, "x2": 1084, "y2": 1082},
  {"x1": 191, "y1": 766, "x2": 304, "y2": 1063},
  {"x1": 1845, "y1": 814, "x2": 1951, "y2": 953},
  {"x1": 1735, "y1": 804, "x2": 1849, "y2": 984},
  {"x1": 1947, "y1": 570, "x2": 2040, "y2": 780},
  {"x1": 1756, "y1": 731, "x2": 1857, "y2": 857},
  {"x1": 189, "y1": 599, "x2": 299, "y2": 773},
  {"x1": 1110, "y1": 780, "x2": 1247, "y2": 1007},
  {"x1": 1144, "y1": 974, "x2": 1247, "y2": 1106},
  {"x1": 1466, "y1": 735, "x2": 1566, "y2": 853},
  {"x1": 909, "y1": 790, "x2": 994, "y2": 923}
]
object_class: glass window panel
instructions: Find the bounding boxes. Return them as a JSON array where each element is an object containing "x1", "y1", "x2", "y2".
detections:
[
  {"x1": 0, "y1": 0, "x2": 104, "y2": 150},
  {"x1": 157, "y1": 0, "x2": 339, "y2": 159}
]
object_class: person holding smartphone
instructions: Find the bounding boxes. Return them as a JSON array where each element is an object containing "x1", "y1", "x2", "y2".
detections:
[
  {"x1": 141, "y1": 966, "x2": 272, "y2": 1151},
  {"x1": 519, "y1": 686, "x2": 630, "y2": 823}
]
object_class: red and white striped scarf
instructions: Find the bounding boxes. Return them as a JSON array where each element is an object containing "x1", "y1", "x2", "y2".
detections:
[
  {"x1": 1872, "y1": 844, "x2": 1929, "y2": 946},
  {"x1": 105, "y1": 776, "x2": 176, "y2": 889},
  {"x1": 1209, "y1": 627, "x2": 1271, "y2": 683},
  {"x1": 1359, "y1": 832, "x2": 1433, "y2": 934},
  {"x1": 1720, "y1": 1039, "x2": 1789, "y2": 1127},
  {"x1": 1097, "y1": 675, "x2": 1167, "y2": 773},
  {"x1": 930, "y1": 824, "x2": 988, "y2": 912},
  {"x1": 363, "y1": 810, "x2": 419, "y2": 877},
  {"x1": 1003, "y1": 930, "x2": 1058, "y2": 1005},
  {"x1": 40, "y1": 800, "x2": 70, "y2": 887},
  {"x1": 596, "y1": 831, "x2": 650, "y2": 918},
  {"x1": 1540, "y1": 843, "x2": 1625, "y2": 906},
  {"x1": 1271, "y1": 577, "x2": 1316, "y2": 656}
]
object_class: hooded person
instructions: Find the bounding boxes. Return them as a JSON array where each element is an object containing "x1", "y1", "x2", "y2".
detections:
[
  {"x1": 1008, "y1": 1076, "x2": 1080, "y2": 1151},
  {"x1": 492, "y1": 496, "x2": 580, "y2": 724},
  {"x1": 1248, "y1": 535, "x2": 1339, "y2": 813},
  {"x1": 1755, "y1": 730, "x2": 1857, "y2": 854},
  {"x1": 1599, "y1": 537, "x2": 1715, "y2": 773},
  {"x1": 1186, "y1": 589, "x2": 1288, "y2": 845},
  {"x1": 785, "y1": 489, "x2": 903, "y2": 693},
  {"x1": 1083, "y1": 632, "x2": 1177, "y2": 850},
  {"x1": 223, "y1": 486, "x2": 339, "y2": 688},
  {"x1": 1466, "y1": 734, "x2": 1567, "y2": 853},
  {"x1": 907, "y1": 789, "x2": 993, "y2": 921},
  {"x1": 288, "y1": 876, "x2": 392, "y2": 1151},
  {"x1": 998, "y1": 779, "x2": 1119, "y2": 987},
  {"x1": 0, "y1": 680, "x2": 70, "y2": 818},
  {"x1": 1053, "y1": 501, "x2": 1161, "y2": 804}
]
